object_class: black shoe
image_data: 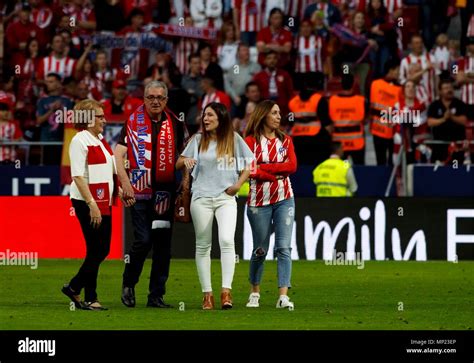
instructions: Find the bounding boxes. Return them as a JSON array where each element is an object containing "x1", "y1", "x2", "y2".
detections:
[
  {"x1": 121, "y1": 286, "x2": 136, "y2": 307},
  {"x1": 61, "y1": 284, "x2": 85, "y2": 309},
  {"x1": 146, "y1": 296, "x2": 172, "y2": 308},
  {"x1": 83, "y1": 301, "x2": 108, "y2": 311}
]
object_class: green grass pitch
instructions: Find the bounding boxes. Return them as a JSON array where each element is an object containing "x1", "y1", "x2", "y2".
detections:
[{"x1": 1, "y1": 259, "x2": 473, "y2": 330}]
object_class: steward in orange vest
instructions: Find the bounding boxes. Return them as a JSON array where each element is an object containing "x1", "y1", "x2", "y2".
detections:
[
  {"x1": 369, "y1": 59, "x2": 402, "y2": 165},
  {"x1": 328, "y1": 73, "x2": 366, "y2": 165},
  {"x1": 288, "y1": 79, "x2": 332, "y2": 166}
]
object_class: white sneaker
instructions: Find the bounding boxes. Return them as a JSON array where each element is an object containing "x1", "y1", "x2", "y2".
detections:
[
  {"x1": 246, "y1": 292, "x2": 260, "y2": 308},
  {"x1": 276, "y1": 295, "x2": 294, "y2": 309}
]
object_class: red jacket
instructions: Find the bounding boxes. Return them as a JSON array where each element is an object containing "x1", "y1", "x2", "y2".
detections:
[
  {"x1": 253, "y1": 68, "x2": 294, "y2": 117},
  {"x1": 5, "y1": 20, "x2": 44, "y2": 66}
]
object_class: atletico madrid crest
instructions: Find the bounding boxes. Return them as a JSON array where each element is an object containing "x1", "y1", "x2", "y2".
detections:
[
  {"x1": 96, "y1": 188, "x2": 105, "y2": 200},
  {"x1": 131, "y1": 169, "x2": 150, "y2": 192},
  {"x1": 154, "y1": 191, "x2": 171, "y2": 215}
]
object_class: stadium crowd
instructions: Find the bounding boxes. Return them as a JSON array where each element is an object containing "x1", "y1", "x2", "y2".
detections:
[{"x1": 0, "y1": 0, "x2": 473, "y2": 166}]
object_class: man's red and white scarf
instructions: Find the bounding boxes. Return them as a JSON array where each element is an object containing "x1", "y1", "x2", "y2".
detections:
[
  {"x1": 86, "y1": 134, "x2": 118, "y2": 216},
  {"x1": 126, "y1": 105, "x2": 175, "y2": 199}
]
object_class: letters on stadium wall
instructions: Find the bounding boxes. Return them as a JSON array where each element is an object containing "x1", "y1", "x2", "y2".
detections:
[
  {"x1": 0, "y1": 166, "x2": 61, "y2": 196},
  {"x1": 161, "y1": 198, "x2": 474, "y2": 261}
]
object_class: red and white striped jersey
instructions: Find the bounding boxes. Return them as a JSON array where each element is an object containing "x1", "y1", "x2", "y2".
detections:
[
  {"x1": 285, "y1": 0, "x2": 308, "y2": 20},
  {"x1": 0, "y1": 120, "x2": 22, "y2": 162},
  {"x1": 383, "y1": 0, "x2": 402, "y2": 14},
  {"x1": 245, "y1": 135, "x2": 296, "y2": 207},
  {"x1": 201, "y1": 90, "x2": 231, "y2": 110},
  {"x1": 458, "y1": 56, "x2": 474, "y2": 105},
  {"x1": 415, "y1": 83, "x2": 429, "y2": 108},
  {"x1": 30, "y1": 6, "x2": 53, "y2": 29},
  {"x1": 400, "y1": 52, "x2": 438, "y2": 104},
  {"x1": 38, "y1": 55, "x2": 76, "y2": 80},
  {"x1": 95, "y1": 68, "x2": 117, "y2": 84},
  {"x1": 295, "y1": 34, "x2": 324, "y2": 73},
  {"x1": 174, "y1": 38, "x2": 199, "y2": 74},
  {"x1": 233, "y1": 0, "x2": 264, "y2": 32},
  {"x1": 431, "y1": 46, "x2": 451, "y2": 72},
  {"x1": 80, "y1": 75, "x2": 104, "y2": 100}
]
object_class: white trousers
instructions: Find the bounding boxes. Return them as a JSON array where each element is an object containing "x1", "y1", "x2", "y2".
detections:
[{"x1": 190, "y1": 192, "x2": 237, "y2": 292}]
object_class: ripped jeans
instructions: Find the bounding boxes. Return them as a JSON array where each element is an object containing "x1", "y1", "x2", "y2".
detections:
[{"x1": 247, "y1": 198, "x2": 294, "y2": 288}]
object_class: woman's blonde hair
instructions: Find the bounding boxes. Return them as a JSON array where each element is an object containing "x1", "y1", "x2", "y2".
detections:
[
  {"x1": 200, "y1": 102, "x2": 234, "y2": 158},
  {"x1": 73, "y1": 99, "x2": 104, "y2": 130},
  {"x1": 244, "y1": 100, "x2": 285, "y2": 142}
]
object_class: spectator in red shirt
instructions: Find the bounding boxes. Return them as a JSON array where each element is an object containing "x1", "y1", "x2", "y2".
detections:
[
  {"x1": 0, "y1": 102, "x2": 23, "y2": 164},
  {"x1": 122, "y1": 0, "x2": 155, "y2": 25},
  {"x1": 61, "y1": 0, "x2": 97, "y2": 35},
  {"x1": 102, "y1": 79, "x2": 142, "y2": 122},
  {"x1": 200, "y1": 75, "x2": 232, "y2": 114},
  {"x1": 17, "y1": 37, "x2": 42, "y2": 106},
  {"x1": 113, "y1": 8, "x2": 151, "y2": 81},
  {"x1": 5, "y1": 3, "x2": 44, "y2": 68},
  {"x1": 253, "y1": 50, "x2": 294, "y2": 119},
  {"x1": 29, "y1": 0, "x2": 54, "y2": 41},
  {"x1": 0, "y1": 76, "x2": 17, "y2": 112},
  {"x1": 37, "y1": 34, "x2": 77, "y2": 81},
  {"x1": 256, "y1": 8, "x2": 292, "y2": 69}
]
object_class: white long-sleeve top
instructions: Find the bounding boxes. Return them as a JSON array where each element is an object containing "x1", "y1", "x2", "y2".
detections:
[{"x1": 190, "y1": 0, "x2": 223, "y2": 28}]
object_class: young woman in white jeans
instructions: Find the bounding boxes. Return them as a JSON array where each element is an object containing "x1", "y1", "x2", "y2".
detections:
[{"x1": 176, "y1": 102, "x2": 254, "y2": 310}]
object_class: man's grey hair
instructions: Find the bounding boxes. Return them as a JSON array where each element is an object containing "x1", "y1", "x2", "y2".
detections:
[{"x1": 144, "y1": 81, "x2": 168, "y2": 97}]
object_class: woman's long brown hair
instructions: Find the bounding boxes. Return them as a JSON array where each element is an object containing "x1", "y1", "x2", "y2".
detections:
[
  {"x1": 200, "y1": 102, "x2": 234, "y2": 158},
  {"x1": 244, "y1": 100, "x2": 285, "y2": 142}
]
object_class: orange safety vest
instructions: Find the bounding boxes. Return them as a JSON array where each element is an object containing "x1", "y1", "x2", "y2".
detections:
[
  {"x1": 369, "y1": 79, "x2": 401, "y2": 139},
  {"x1": 288, "y1": 93, "x2": 322, "y2": 136},
  {"x1": 328, "y1": 94, "x2": 365, "y2": 151}
]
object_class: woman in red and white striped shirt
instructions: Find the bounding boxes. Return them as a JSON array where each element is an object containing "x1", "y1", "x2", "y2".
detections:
[
  {"x1": 244, "y1": 100, "x2": 297, "y2": 309},
  {"x1": 295, "y1": 20, "x2": 325, "y2": 74}
]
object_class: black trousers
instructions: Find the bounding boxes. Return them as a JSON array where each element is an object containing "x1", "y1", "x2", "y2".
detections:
[
  {"x1": 122, "y1": 198, "x2": 173, "y2": 299},
  {"x1": 344, "y1": 149, "x2": 365, "y2": 165},
  {"x1": 373, "y1": 135, "x2": 394, "y2": 166},
  {"x1": 69, "y1": 199, "x2": 111, "y2": 302}
]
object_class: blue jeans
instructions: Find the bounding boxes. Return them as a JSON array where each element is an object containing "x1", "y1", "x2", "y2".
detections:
[{"x1": 247, "y1": 198, "x2": 294, "y2": 288}]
